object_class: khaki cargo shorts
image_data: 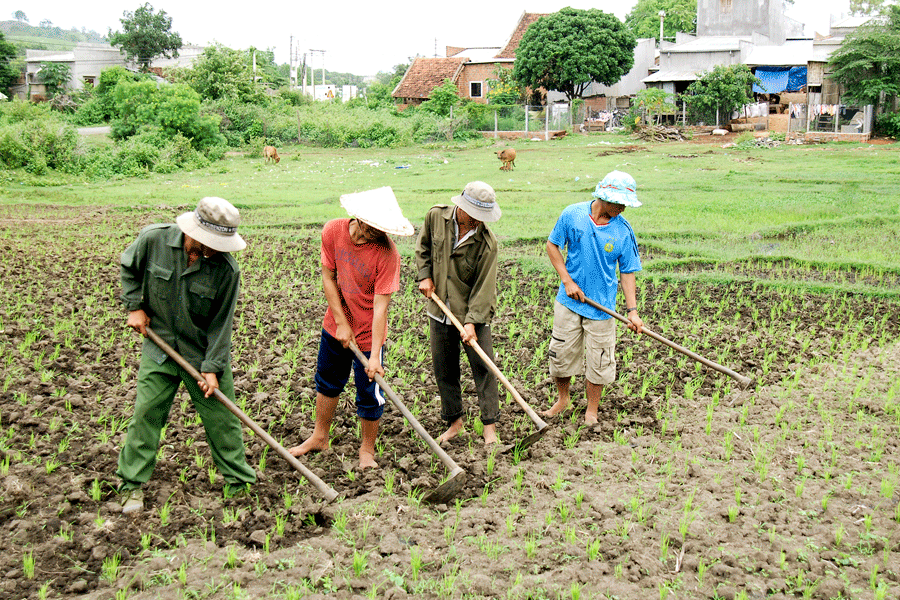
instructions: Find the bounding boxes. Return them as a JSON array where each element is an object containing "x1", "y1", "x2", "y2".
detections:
[{"x1": 548, "y1": 301, "x2": 617, "y2": 385}]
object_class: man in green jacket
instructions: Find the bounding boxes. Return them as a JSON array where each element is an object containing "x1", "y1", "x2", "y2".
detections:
[
  {"x1": 117, "y1": 197, "x2": 255, "y2": 514},
  {"x1": 416, "y1": 181, "x2": 501, "y2": 446}
]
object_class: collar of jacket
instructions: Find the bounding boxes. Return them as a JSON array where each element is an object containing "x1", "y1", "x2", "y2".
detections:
[
  {"x1": 165, "y1": 223, "x2": 238, "y2": 272},
  {"x1": 440, "y1": 205, "x2": 485, "y2": 237}
]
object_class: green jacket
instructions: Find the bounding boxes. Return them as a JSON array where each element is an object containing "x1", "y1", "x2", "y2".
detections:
[
  {"x1": 415, "y1": 205, "x2": 498, "y2": 325},
  {"x1": 120, "y1": 224, "x2": 240, "y2": 374}
]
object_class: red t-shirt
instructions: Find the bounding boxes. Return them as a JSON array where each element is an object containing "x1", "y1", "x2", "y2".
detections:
[{"x1": 320, "y1": 219, "x2": 401, "y2": 351}]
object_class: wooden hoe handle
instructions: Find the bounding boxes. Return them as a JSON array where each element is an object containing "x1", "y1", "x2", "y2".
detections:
[
  {"x1": 144, "y1": 327, "x2": 339, "y2": 503},
  {"x1": 429, "y1": 294, "x2": 549, "y2": 431},
  {"x1": 580, "y1": 296, "x2": 753, "y2": 389}
]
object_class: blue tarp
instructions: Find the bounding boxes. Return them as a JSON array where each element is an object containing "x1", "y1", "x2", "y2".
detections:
[
  {"x1": 787, "y1": 66, "x2": 807, "y2": 92},
  {"x1": 753, "y1": 66, "x2": 807, "y2": 93}
]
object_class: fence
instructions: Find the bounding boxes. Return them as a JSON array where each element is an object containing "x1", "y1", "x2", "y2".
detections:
[
  {"x1": 788, "y1": 103, "x2": 872, "y2": 136},
  {"x1": 468, "y1": 103, "x2": 574, "y2": 139}
]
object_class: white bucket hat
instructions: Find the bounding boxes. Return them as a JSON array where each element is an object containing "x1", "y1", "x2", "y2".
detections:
[
  {"x1": 592, "y1": 171, "x2": 642, "y2": 207},
  {"x1": 451, "y1": 181, "x2": 501, "y2": 223},
  {"x1": 176, "y1": 197, "x2": 246, "y2": 252},
  {"x1": 339, "y1": 187, "x2": 414, "y2": 236}
]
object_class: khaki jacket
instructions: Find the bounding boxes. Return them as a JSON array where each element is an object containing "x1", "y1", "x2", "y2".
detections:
[{"x1": 415, "y1": 205, "x2": 498, "y2": 324}]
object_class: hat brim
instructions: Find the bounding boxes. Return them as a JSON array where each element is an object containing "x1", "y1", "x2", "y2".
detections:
[
  {"x1": 451, "y1": 194, "x2": 502, "y2": 222},
  {"x1": 592, "y1": 189, "x2": 642, "y2": 208},
  {"x1": 176, "y1": 212, "x2": 247, "y2": 252}
]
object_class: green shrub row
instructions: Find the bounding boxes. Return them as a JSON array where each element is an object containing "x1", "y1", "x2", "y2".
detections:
[{"x1": 0, "y1": 102, "x2": 218, "y2": 179}]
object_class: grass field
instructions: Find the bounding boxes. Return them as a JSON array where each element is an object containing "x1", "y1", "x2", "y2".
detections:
[{"x1": 0, "y1": 132, "x2": 899, "y2": 600}]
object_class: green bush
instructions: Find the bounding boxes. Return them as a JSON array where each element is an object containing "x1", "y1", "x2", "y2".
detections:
[
  {"x1": 111, "y1": 80, "x2": 225, "y2": 150},
  {"x1": 0, "y1": 117, "x2": 80, "y2": 172},
  {"x1": 0, "y1": 98, "x2": 52, "y2": 125},
  {"x1": 875, "y1": 111, "x2": 900, "y2": 139},
  {"x1": 95, "y1": 66, "x2": 143, "y2": 121},
  {"x1": 71, "y1": 95, "x2": 107, "y2": 126}
]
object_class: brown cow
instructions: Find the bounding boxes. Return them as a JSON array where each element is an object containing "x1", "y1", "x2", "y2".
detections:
[
  {"x1": 263, "y1": 146, "x2": 280, "y2": 164},
  {"x1": 496, "y1": 148, "x2": 516, "y2": 171}
]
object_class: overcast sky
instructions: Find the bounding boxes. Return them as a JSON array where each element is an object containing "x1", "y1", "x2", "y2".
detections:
[{"x1": 16, "y1": 0, "x2": 852, "y2": 76}]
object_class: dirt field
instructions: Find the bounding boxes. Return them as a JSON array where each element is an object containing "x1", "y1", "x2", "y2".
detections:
[{"x1": 0, "y1": 206, "x2": 898, "y2": 600}]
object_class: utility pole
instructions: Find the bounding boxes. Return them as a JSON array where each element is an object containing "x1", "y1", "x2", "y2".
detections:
[
  {"x1": 310, "y1": 49, "x2": 325, "y2": 100},
  {"x1": 289, "y1": 36, "x2": 294, "y2": 88},
  {"x1": 659, "y1": 10, "x2": 665, "y2": 47},
  {"x1": 302, "y1": 52, "x2": 307, "y2": 97}
]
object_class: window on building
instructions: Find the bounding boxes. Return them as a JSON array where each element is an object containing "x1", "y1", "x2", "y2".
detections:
[
  {"x1": 470, "y1": 82, "x2": 482, "y2": 98},
  {"x1": 720, "y1": 0, "x2": 732, "y2": 13},
  {"x1": 83, "y1": 76, "x2": 95, "y2": 87}
]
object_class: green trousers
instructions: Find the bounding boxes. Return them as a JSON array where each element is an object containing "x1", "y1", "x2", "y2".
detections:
[{"x1": 116, "y1": 353, "x2": 256, "y2": 490}]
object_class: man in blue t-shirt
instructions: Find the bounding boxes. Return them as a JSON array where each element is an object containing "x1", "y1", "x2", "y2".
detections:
[{"x1": 542, "y1": 171, "x2": 645, "y2": 425}]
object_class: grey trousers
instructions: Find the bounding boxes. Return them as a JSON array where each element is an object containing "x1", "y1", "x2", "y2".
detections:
[{"x1": 429, "y1": 319, "x2": 500, "y2": 425}]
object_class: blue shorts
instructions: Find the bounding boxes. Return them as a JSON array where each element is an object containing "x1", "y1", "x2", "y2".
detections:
[{"x1": 315, "y1": 329, "x2": 386, "y2": 421}]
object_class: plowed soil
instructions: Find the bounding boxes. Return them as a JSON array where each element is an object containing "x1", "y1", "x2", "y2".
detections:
[{"x1": 0, "y1": 205, "x2": 898, "y2": 600}]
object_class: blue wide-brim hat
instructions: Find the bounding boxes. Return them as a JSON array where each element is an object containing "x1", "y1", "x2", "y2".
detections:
[{"x1": 592, "y1": 170, "x2": 642, "y2": 207}]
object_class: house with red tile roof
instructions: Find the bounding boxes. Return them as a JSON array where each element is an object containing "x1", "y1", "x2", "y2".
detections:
[{"x1": 392, "y1": 12, "x2": 547, "y2": 108}]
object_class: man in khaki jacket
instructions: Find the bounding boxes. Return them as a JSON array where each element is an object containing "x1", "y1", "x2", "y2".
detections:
[{"x1": 415, "y1": 181, "x2": 501, "y2": 446}]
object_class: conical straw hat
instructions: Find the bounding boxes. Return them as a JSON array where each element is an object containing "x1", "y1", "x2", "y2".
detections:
[{"x1": 339, "y1": 186, "x2": 414, "y2": 236}]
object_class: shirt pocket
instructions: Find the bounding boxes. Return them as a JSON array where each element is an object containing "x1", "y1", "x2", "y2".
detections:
[
  {"x1": 188, "y1": 281, "x2": 216, "y2": 318},
  {"x1": 459, "y1": 253, "x2": 477, "y2": 283},
  {"x1": 148, "y1": 263, "x2": 172, "y2": 301}
]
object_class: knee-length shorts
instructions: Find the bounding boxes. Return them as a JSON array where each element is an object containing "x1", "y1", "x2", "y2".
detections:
[{"x1": 548, "y1": 301, "x2": 617, "y2": 386}]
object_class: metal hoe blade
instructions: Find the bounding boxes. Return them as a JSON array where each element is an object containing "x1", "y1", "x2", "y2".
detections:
[
  {"x1": 423, "y1": 468, "x2": 467, "y2": 505},
  {"x1": 503, "y1": 425, "x2": 550, "y2": 455}
]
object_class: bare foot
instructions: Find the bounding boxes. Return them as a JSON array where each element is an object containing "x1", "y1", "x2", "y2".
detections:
[
  {"x1": 437, "y1": 419, "x2": 465, "y2": 445},
  {"x1": 584, "y1": 412, "x2": 599, "y2": 426},
  {"x1": 483, "y1": 423, "x2": 499, "y2": 445},
  {"x1": 540, "y1": 398, "x2": 571, "y2": 418},
  {"x1": 358, "y1": 450, "x2": 378, "y2": 469},
  {"x1": 289, "y1": 436, "x2": 328, "y2": 457}
]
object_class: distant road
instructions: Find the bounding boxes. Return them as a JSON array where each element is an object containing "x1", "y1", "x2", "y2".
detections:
[{"x1": 77, "y1": 126, "x2": 111, "y2": 135}]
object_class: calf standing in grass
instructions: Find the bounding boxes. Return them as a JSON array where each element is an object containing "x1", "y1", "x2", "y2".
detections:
[
  {"x1": 263, "y1": 146, "x2": 280, "y2": 164},
  {"x1": 496, "y1": 148, "x2": 516, "y2": 171}
]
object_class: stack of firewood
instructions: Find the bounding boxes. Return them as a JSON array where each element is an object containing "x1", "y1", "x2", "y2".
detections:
[{"x1": 633, "y1": 125, "x2": 685, "y2": 142}]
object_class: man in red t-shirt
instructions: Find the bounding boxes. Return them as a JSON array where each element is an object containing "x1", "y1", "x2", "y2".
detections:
[{"x1": 289, "y1": 187, "x2": 413, "y2": 469}]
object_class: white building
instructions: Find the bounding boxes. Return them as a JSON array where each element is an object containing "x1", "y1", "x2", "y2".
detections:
[{"x1": 22, "y1": 42, "x2": 204, "y2": 100}]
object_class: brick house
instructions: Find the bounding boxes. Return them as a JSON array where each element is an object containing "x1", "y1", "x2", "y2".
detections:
[{"x1": 392, "y1": 12, "x2": 546, "y2": 108}]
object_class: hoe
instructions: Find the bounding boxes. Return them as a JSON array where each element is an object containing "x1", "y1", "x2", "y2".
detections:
[
  {"x1": 581, "y1": 296, "x2": 753, "y2": 389},
  {"x1": 349, "y1": 342, "x2": 467, "y2": 505},
  {"x1": 145, "y1": 327, "x2": 340, "y2": 503},
  {"x1": 429, "y1": 294, "x2": 550, "y2": 453}
]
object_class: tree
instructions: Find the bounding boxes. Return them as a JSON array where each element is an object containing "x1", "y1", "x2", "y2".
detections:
[
  {"x1": 633, "y1": 88, "x2": 677, "y2": 125},
  {"x1": 625, "y1": 0, "x2": 697, "y2": 40},
  {"x1": 39, "y1": 62, "x2": 71, "y2": 97},
  {"x1": 375, "y1": 63, "x2": 409, "y2": 88},
  {"x1": 0, "y1": 33, "x2": 18, "y2": 97},
  {"x1": 828, "y1": 5, "x2": 900, "y2": 114},
  {"x1": 486, "y1": 67, "x2": 524, "y2": 105},
  {"x1": 40, "y1": 19, "x2": 52, "y2": 29},
  {"x1": 682, "y1": 64, "x2": 760, "y2": 125},
  {"x1": 512, "y1": 8, "x2": 636, "y2": 102},
  {"x1": 850, "y1": 0, "x2": 887, "y2": 15},
  {"x1": 13, "y1": 11, "x2": 27, "y2": 22},
  {"x1": 176, "y1": 43, "x2": 266, "y2": 104},
  {"x1": 419, "y1": 79, "x2": 460, "y2": 116},
  {"x1": 108, "y1": 3, "x2": 182, "y2": 72}
]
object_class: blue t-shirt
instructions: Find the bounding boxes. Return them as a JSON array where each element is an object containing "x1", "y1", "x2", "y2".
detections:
[{"x1": 548, "y1": 200, "x2": 642, "y2": 320}]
